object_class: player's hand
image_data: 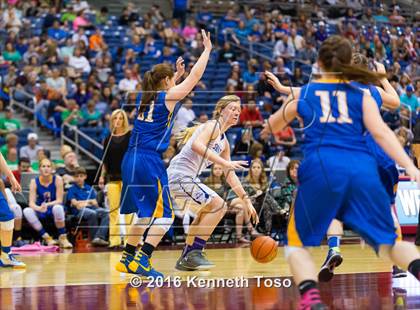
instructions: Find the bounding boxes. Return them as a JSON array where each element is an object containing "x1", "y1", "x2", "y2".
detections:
[
  {"x1": 39, "y1": 203, "x2": 47, "y2": 213},
  {"x1": 244, "y1": 199, "x2": 259, "y2": 225},
  {"x1": 223, "y1": 160, "x2": 248, "y2": 171},
  {"x1": 175, "y1": 57, "x2": 185, "y2": 77},
  {"x1": 202, "y1": 29, "x2": 212, "y2": 51},
  {"x1": 265, "y1": 71, "x2": 283, "y2": 92},
  {"x1": 406, "y1": 165, "x2": 420, "y2": 184},
  {"x1": 9, "y1": 175, "x2": 21, "y2": 193},
  {"x1": 373, "y1": 61, "x2": 386, "y2": 75},
  {"x1": 260, "y1": 119, "x2": 272, "y2": 140}
]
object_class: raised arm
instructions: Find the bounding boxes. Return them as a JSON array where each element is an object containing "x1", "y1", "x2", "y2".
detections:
[
  {"x1": 265, "y1": 71, "x2": 301, "y2": 98},
  {"x1": 166, "y1": 30, "x2": 212, "y2": 110},
  {"x1": 260, "y1": 91, "x2": 300, "y2": 138},
  {"x1": 374, "y1": 62, "x2": 400, "y2": 110},
  {"x1": 363, "y1": 93, "x2": 419, "y2": 182}
]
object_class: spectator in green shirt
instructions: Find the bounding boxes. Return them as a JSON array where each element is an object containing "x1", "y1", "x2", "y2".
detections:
[
  {"x1": 0, "y1": 133, "x2": 18, "y2": 159},
  {"x1": 0, "y1": 107, "x2": 21, "y2": 135},
  {"x1": 3, "y1": 43, "x2": 22, "y2": 63},
  {"x1": 61, "y1": 99, "x2": 82, "y2": 126},
  {"x1": 61, "y1": 6, "x2": 77, "y2": 23}
]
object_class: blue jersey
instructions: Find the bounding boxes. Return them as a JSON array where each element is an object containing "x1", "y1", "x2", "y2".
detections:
[
  {"x1": 351, "y1": 81, "x2": 395, "y2": 168},
  {"x1": 297, "y1": 80, "x2": 368, "y2": 155},
  {"x1": 36, "y1": 176, "x2": 56, "y2": 206},
  {"x1": 129, "y1": 91, "x2": 180, "y2": 154}
]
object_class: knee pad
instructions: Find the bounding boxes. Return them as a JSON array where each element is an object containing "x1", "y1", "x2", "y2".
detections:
[
  {"x1": 9, "y1": 204, "x2": 22, "y2": 219},
  {"x1": 0, "y1": 219, "x2": 14, "y2": 231},
  {"x1": 284, "y1": 246, "x2": 303, "y2": 260},
  {"x1": 152, "y1": 217, "x2": 174, "y2": 233},
  {"x1": 52, "y1": 205, "x2": 65, "y2": 222}
]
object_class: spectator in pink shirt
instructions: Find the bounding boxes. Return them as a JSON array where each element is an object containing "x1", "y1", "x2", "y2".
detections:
[
  {"x1": 182, "y1": 19, "x2": 198, "y2": 42},
  {"x1": 73, "y1": 11, "x2": 91, "y2": 31}
]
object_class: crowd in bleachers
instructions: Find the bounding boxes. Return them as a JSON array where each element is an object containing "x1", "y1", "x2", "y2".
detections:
[{"x1": 0, "y1": 0, "x2": 418, "y2": 247}]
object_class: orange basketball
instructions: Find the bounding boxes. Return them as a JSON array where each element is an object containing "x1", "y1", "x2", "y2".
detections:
[{"x1": 250, "y1": 236, "x2": 278, "y2": 263}]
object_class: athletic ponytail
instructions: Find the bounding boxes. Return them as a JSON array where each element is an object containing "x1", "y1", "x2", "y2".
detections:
[
  {"x1": 139, "y1": 63, "x2": 174, "y2": 114},
  {"x1": 318, "y1": 36, "x2": 385, "y2": 85}
]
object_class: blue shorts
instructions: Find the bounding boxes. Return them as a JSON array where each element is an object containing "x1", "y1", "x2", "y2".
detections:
[
  {"x1": 36, "y1": 207, "x2": 54, "y2": 219},
  {"x1": 286, "y1": 149, "x2": 397, "y2": 252},
  {"x1": 377, "y1": 164, "x2": 399, "y2": 205},
  {"x1": 0, "y1": 191, "x2": 13, "y2": 222},
  {"x1": 120, "y1": 149, "x2": 174, "y2": 219}
]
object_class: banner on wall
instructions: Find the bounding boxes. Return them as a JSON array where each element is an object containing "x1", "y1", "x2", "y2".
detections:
[{"x1": 395, "y1": 180, "x2": 420, "y2": 226}]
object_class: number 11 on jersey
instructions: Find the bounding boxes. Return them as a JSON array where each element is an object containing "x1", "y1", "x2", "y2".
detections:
[
  {"x1": 316, "y1": 90, "x2": 353, "y2": 124},
  {"x1": 138, "y1": 101, "x2": 155, "y2": 122}
]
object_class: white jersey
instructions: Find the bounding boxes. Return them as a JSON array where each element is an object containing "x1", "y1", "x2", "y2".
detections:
[{"x1": 168, "y1": 121, "x2": 226, "y2": 182}]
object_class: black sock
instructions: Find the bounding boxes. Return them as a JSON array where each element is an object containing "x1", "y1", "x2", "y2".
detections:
[
  {"x1": 13, "y1": 230, "x2": 21, "y2": 241},
  {"x1": 298, "y1": 280, "x2": 318, "y2": 296},
  {"x1": 141, "y1": 242, "x2": 155, "y2": 257},
  {"x1": 408, "y1": 259, "x2": 420, "y2": 280},
  {"x1": 124, "y1": 244, "x2": 137, "y2": 256}
]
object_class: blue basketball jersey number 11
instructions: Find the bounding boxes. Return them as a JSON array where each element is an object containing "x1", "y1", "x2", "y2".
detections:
[{"x1": 138, "y1": 100, "x2": 155, "y2": 122}]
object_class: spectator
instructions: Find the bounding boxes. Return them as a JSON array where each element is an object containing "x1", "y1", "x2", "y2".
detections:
[
  {"x1": 290, "y1": 28, "x2": 304, "y2": 50},
  {"x1": 23, "y1": 158, "x2": 73, "y2": 248},
  {"x1": 67, "y1": 166, "x2": 109, "y2": 246},
  {"x1": 69, "y1": 48, "x2": 91, "y2": 75},
  {"x1": 6, "y1": 147, "x2": 18, "y2": 170},
  {"x1": 3, "y1": 42, "x2": 22, "y2": 63},
  {"x1": 272, "y1": 56, "x2": 292, "y2": 76},
  {"x1": 56, "y1": 150, "x2": 80, "y2": 189},
  {"x1": 233, "y1": 128, "x2": 255, "y2": 155},
  {"x1": 218, "y1": 42, "x2": 237, "y2": 63},
  {"x1": 81, "y1": 100, "x2": 101, "y2": 127},
  {"x1": 46, "y1": 68, "x2": 67, "y2": 96},
  {"x1": 59, "y1": 38, "x2": 76, "y2": 60},
  {"x1": 243, "y1": 159, "x2": 285, "y2": 235},
  {"x1": 182, "y1": 19, "x2": 198, "y2": 42},
  {"x1": 89, "y1": 28, "x2": 105, "y2": 52},
  {"x1": 4, "y1": 6, "x2": 22, "y2": 34},
  {"x1": 400, "y1": 85, "x2": 419, "y2": 112},
  {"x1": 0, "y1": 133, "x2": 18, "y2": 158},
  {"x1": 72, "y1": 27, "x2": 88, "y2": 46},
  {"x1": 72, "y1": 0, "x2": 91, "y2": 13},
  {"x1": 242, "y1": 60, "x2": 259, "y2": 86},
  {"x1": 314, "y1": 21, "x2": 328, "y2": 45},
  {"x1": 12, "y1": 157, "x2": 32, "y2": 184},
  {"x1": 48, "y1": 20, "x2": 68, "y2": 44},
  {"x1": 173, "y1": 98, "x2": 195, "y2": 133},
  {"x1": 273, "y1": 34, "x2": 296, "y2": 59},
  {"x1": 0, "y1": 107, "x2": 21, "y2": 135},
  {"x1": 19, "y1": 133, "x2": 43, "y2": 163},
  {"x1": 118, "y1": 69, "x2": 138, "y2": 92},
  {"x1": 95, "y1": 6, "x2": 109, "y2": 25},
  {"x1": 239, "y1": 100, "x2": 263, "y2": 127},
  {"x1": 198, "y1": 112, "x2": 209, "y2": 123},
  {"x1": 73, "y1": 10, "x2": 92, "y2": 31},
  {"x1": 173, "y1": 0, "x2": 189, "y2": 26},
  {"x1": 100, "y1": 109, "x2": 132, "y2": 248},
  {"x1": 276, "y1": 160, "x2": 300, "y2": 221},
  {"x1": 62, "y1": 99, "x2": 82, "y2": 126},
  {"x1": 267, "y1": 147, "x2": 291, "y2": 170},
  {"x1": 274, "y1": 125, "x2": 296, "y2": 150}
]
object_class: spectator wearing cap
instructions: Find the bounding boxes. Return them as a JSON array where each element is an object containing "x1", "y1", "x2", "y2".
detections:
[
  {"x1": 0, "y1": 107, "x2": 21, "y2": 135},
  {"x1": 400, "y1": 85, "x2": 419, "y2": 112},
  {"x1": 314, "y1": 21, "x2": 328, "y2": 45},
  {"x1": 0, "y1": 133, "x2": 18, "y2": 159},
  {"x1": 239, "y1": 100, "x2": 263, "y2": 128},
  {"x1": 19, "y1": 133, "x2": 43, "y2": 163},
  {"x1": 267, "y1": 147, "x2": 291, "y2": 170},
  {"x1": 66, "y1": 166, "x2": 109, "y2": 246}
]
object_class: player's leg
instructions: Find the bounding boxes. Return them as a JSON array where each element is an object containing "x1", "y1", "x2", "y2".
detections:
[
  {"x1": 174, "y1": 179, "x2": 227, "y2": 271},
  {"x1": 318, "y1": 219, "x2": 344, "y2": 282},
  {"x1": 0, "y1": 194, "x2": 25, "y2": 268},
  {"x1": 23, "y1": 207, "x2": 57, "y2": 245},
  {"x1": 107, "y1": 181, "x2": 123, "y2": 248},
  {"x1": 52, "y1": 204, "x2": 72, "y2": 249},
  {"x1": 5, "y1": 189, "x2": 24, "y2": 246}
]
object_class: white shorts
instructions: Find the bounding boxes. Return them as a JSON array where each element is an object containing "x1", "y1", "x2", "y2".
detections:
[{"x1": 169, "y1": 175, "x2": 217, "y2": 216}]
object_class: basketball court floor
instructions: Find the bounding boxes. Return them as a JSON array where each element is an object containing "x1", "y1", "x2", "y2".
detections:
[{"x1": 1, "y1": 244, "x2": 420, "y2": 309}]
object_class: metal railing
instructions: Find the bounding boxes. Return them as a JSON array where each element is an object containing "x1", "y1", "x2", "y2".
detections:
[
  {"x1": 9, "y1": 89, "x2": 38, "y2": 128},
  {"x1": 61, "y1": 123, "x2": 104, "y2": 164}
]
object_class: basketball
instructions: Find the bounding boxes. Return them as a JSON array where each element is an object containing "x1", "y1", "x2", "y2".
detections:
[{"x1": 251, "y1": 236, "x2": 278, "y2": 263}]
